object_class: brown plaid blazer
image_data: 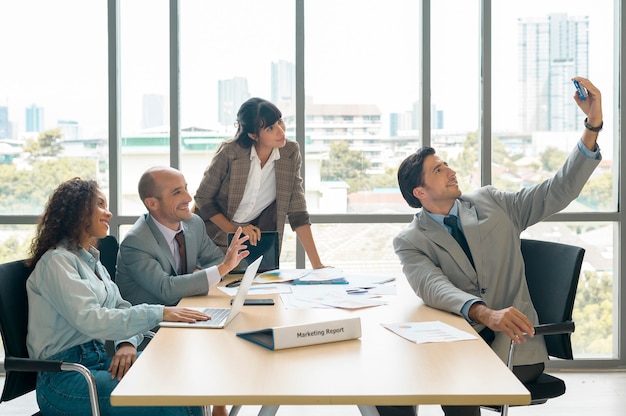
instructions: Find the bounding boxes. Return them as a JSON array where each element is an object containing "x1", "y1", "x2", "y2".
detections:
[{"x1": 194, "y1": 139, "x2": 310, "y2": 252}]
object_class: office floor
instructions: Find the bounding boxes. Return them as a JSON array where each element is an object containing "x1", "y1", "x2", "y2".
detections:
[{"x1": 1, "y1": 371, "x2": 624, "y2": 415}]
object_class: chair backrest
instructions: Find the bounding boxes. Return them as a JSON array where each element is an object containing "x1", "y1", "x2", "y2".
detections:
[
  {"x1": 521, "y1": 239, "x2": 585, "y2": 360},
  {"x1": 0, "y1": 259, "x2": 37, "y2": 402},
  {"x1": 98, "y1": 235, "x2": 119, "y2": 281}
]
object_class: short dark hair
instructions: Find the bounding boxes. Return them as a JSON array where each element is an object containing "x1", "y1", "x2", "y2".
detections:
[
  {"x1": 233, "y1": 97, "x2": 282, "y2": 148},
  {"x1": 397, "y1": 146, "x2": 436, "y2": 208}
]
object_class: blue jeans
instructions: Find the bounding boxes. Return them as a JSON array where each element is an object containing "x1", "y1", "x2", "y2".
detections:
[{"x1": 36, "y1": 340, "x2": 203, "y2": 416}]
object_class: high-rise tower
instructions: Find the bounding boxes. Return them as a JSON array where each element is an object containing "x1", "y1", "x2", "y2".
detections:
[{"x1": 518, "y1": 13, "x2": 589, "y2": 132}]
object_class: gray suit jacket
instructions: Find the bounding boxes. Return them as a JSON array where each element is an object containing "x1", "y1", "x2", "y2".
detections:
[
  {"x1": 394, "y1": 145, "x2": 600, "y2": 365},
  {"x1": 116, "y1": 213, "x2": 224, "y2": 306},
  {"x1": 194, "y1": 139, "x2": 310, "y2": 252}
]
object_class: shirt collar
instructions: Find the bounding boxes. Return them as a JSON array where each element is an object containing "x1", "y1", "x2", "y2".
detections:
[
  {"x1": 250, "y1": 145, "x2": 281, "y2": 163},
  {"x1": 151, "y1": 214, "x2": 182, "y2": 244},
  {"x1": 60, "y1": 239, "x2": 98, "y2": 261},
  {"x1": 424, "y1": 200, "x2": 460, "y2": 227}
]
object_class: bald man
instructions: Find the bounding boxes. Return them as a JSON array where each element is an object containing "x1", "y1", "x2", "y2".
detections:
[{"x1": 116, "y1": 166, "x2": 248, "y2": 306}]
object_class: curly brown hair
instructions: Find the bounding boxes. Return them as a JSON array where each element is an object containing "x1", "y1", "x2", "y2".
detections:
[{"x1": 26, "y1": 178, "x2": 100, "y2": 267}]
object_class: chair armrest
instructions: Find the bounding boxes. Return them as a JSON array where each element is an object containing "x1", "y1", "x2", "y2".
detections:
[
  {"x1": 534, "y1": 321, "x2": 575, "y2": 336},
  {"x1": 2, "y1": 357, "x2": 101, "y2": 416},
  {"x1": 3, "y1": 356, "x2": 63, "y2": 372},
  {"x1": 506, "y1": 321, "x2": 575, "y2": 370}
]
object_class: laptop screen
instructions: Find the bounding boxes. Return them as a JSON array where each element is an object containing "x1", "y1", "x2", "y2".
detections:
[{"x1": 227, "y1": 231, "x2": 279, "y2": 274}]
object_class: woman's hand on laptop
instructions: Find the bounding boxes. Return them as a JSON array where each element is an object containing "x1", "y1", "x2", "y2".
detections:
[
  {"x1": 218, "y1": 227, "x2": 250, "y2": 276},
  {"x1": 163, "y1": 307, "x2": 210, "y2": 322},
  {"x1": 242, "y1": 224, "x2": 261, "y2": 246}
]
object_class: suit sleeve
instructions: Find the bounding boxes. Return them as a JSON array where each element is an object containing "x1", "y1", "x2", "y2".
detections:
[
  {"x1": 195, "y1": 140, "x2": 231, "y2": 221},
  {"x1": 117, "y1": 234, "x2": 210, "y2": 306},
  {"x1": 393, "y1": 233, "x2": 479, "y2": 316},
  {"x1": 284, "y1": 142, "x2": 310, "y2": 229},
  {"x1": 193, "y1": 215, "x2": 225, "y2": 269},
  {"x1": 485, "y1": 145, "x2": 601, "y2": 231}
]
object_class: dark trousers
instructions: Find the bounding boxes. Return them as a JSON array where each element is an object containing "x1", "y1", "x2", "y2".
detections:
[
  {"x1": 375, "y1": 406, "x2": 416, "y2": 416},
  {"x1": 440, "y1": 327, "x2": 545, "y2": 416}
]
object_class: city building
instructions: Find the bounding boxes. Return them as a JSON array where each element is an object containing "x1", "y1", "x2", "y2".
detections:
[
  {"x1": 271, "y1": 60, "x2": 295, "y2": 105},
  {"x1": 218, "y1": 77, "x2": 250, "y2": 127},
  {"x1": 25, "y1": 104, "x2": 44, "y2": 133},
  {"x1": 57, "y1": 119, "x2": 79, "y2": 141},
  {"x1": 0, "y1": 106, "x2": 9, "y2": 139},
  {"x1": 518, "y1": 13, "x2": 589, "y2": 132}
]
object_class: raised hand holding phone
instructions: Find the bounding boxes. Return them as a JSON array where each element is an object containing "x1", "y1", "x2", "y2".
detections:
[{"x1": 573, "y1": 79, "x2": 587, "y2": 101}]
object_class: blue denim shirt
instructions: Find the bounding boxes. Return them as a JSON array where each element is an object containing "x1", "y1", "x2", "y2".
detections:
[{"x1": 26, "y1": 242, "x2": 164, "y2": 359}]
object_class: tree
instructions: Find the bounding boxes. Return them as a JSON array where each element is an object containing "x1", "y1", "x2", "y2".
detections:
[
  {"x1": 450, "y1": 131, "x2": 478, "y2": 192},
  {"x1": 0, "y1": 232, "x2": 32, "y2": 263},
  {"x1": 579, "y1": 172, "x2": 613, "y2": 210},
  {"x1": 450, "y1": 131, "x2": 514, "y2": 192},
  {"x1": 572, "y1": 270, "x2": 613, "y2": 355},
  {"x1": 541, "y1": 146, "x2": 568, "y2": 172},
  {"x1": 0, "y1": 158, "x2": 97, "y2": 215},
  {"x1": 368, "y1": 167, "x2": 399, "y2": 189},
  {"x1": 23, "y1": 127, "x2": 64, "y2": 159},
  {"x1": 321, "y1": 141, "x2": 371, "y2": 193}
]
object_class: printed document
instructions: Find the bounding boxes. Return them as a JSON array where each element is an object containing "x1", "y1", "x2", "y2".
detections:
[{"x1": 382, "y1": 321, "x2": 477, "y2": 344}]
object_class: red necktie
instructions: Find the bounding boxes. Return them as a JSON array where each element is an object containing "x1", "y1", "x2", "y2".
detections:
[{"x1": 174, "y1": 231, "x2": 187, "y2": 274}]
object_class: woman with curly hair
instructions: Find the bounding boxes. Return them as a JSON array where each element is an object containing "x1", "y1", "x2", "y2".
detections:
[{"x1": 26, "y1": 177, "x2": 210, "y2": 416}]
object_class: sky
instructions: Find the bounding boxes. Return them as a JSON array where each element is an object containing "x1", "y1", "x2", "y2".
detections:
[{"x1": 0, "y1": 0, "x2": 616, "y2": 159}]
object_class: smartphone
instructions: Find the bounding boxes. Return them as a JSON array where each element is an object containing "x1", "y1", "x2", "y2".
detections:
[
  {"x1": 232, "y1": 298, "x2": 275, "y2": 306},
  {"x1": 225, "y1": 279, "x2": 242, "y2": 288},
  {"x1": 573, "y1": 79, "x2": 587, "y2": 101}
]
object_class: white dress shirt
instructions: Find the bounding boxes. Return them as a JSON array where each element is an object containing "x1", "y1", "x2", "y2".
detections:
[
  {"x1": 152, "y1": 218, "x2": 220, "y2": 287},
  {"x1": 232, "y1": 146, "x2": 280, "y2": 223}
]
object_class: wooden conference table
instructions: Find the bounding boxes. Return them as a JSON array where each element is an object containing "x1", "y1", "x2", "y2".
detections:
[{"x1": 111, "y1": 273, "x2": 530, "y2": 414}]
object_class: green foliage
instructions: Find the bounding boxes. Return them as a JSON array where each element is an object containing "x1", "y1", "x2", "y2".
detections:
[
  {"x1": 0, "y1": 158, "x2": 97, "y2": 215},
  {"x1": 0, "y1": 232, "x2": 33, "y2": 263},
  {"x1": 23, "y1": 128, "x2": 65, "y2": 159},
  {"x1": 450, "y1": 131, "x2": 478, "y2": 192},
  {"x1": 579, "y1": 172, "x2": 613, "y2": 210},
  {"x1": 368, "y1": 167, "x2": 399, "y2": 189},
  {"x1": 321, "y1": 141, "x2": 372, "y2": 193},
  {"x1": 540, "y1": 146, "x2": 568, "y2": 172},
  {"x1": 572, "y1": 270, "x2": 613, "y2": 355}
]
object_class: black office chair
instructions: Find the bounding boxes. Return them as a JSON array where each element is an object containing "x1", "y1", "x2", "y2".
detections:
[
  {"x1": 0, "y1": 259, "x2": 100, "y2": 416},
  {"x1": 98, "y1": 235, "x2": 119, "y2": 281},
  {"x1": 485, "y1": 239, "x2": 585, "y2": 416},
  {"x1": 95, "y1": 235, "x2": 156, "y2": 356}
]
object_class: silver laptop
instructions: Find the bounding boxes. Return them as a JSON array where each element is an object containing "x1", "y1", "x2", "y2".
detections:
[{"x1": 159, "y1": 256, "x2": 263, "y2": 329}]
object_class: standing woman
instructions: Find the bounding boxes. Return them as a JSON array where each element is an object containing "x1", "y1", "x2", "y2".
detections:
[
  {"x1": 194, "y1": 97, "x2": 326, "y2": 268},
  {"x1": 25, "y1": 178, "x2": 208, "y2": 416}
]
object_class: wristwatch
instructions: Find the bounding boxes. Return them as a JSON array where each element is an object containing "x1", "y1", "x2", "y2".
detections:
[{"x1": 584, "y1": 117, "x2": 603, "y2": 132}]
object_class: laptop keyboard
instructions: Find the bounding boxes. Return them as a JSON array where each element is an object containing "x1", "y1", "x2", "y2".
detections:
[{"x1": 202, "y1": 307, "x2": 229, "y2": 323}]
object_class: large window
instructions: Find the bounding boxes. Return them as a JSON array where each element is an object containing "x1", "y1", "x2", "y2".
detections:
[
  {"x1": 119, "y1": 0, "x2": 170, "y2": 215},
  {"x1": 304, "y1": 0, "x2": 421, "y2": 216},
  {"x1": 179, "y1": 0, "x2": 295, "y2": 202},
  {"x1": 489, "y1": 0, "x2": 618, "y2": 361},
  {"x1": 0, "y1": 0, "x2": 623, "y2": 367},
  {"x1": 0, "y1": 0, "x2": 108, "y2": 258}
]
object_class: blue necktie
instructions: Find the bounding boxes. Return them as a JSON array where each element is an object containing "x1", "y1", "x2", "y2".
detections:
[{"x1": 444, "y1": 215, "x2": 475, "y2": 269}]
